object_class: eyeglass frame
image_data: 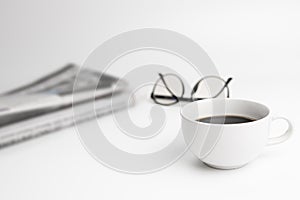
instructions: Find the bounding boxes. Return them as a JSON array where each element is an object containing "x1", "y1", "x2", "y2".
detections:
[{"x1": 150, "y1": 73, "x2": 233, "y2": 106}]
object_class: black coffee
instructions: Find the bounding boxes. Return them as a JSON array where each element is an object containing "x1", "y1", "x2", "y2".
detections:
[{"x1": 196, "y1": 115, "x2": 255, "y2": 124}]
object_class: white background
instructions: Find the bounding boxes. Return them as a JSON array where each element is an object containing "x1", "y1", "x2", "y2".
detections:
[{"x1": 0, "y1": 0, "x2": 299, "y2": 199}]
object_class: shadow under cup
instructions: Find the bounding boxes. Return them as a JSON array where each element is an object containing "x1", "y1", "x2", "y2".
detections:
[{"x1": 181, "y1": 99, "x2": 271, "y2": 169}]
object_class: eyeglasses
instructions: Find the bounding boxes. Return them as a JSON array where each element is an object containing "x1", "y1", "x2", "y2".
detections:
[{"x1": 151, "y1": 73, "x2": 233, "y2": 106}]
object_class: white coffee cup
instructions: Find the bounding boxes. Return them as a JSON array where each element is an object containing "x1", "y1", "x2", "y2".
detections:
[{"x1": 181, "y1": 99, "x2": 293, "y2": 169}]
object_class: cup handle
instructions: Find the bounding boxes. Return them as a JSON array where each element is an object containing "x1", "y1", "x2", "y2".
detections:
[{"x1": 268, "y1": 116, "x2": 293, "y2": 146}]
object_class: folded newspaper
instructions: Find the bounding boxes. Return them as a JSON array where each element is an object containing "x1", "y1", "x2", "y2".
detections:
[{"x1": 0, "y1": 64, "x2": 131, "y2": 148}]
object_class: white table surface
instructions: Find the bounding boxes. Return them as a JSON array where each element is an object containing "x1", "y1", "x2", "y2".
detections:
[{"x1": 0, "y1": 1, "x2": 299, "y2": 200}]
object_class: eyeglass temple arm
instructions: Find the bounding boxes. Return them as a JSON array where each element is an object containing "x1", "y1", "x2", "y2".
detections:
[
  {"x1": 150, "y1": 94, "x2": 205, "y2": 102},
  {"x1": 150, "y1": 94, "x2": 190, "y2": 101},
  {"x1": 212, "y1": 77, "x2": 233, "y2": 98}
]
